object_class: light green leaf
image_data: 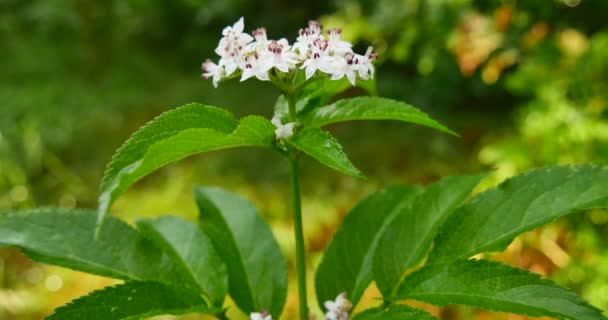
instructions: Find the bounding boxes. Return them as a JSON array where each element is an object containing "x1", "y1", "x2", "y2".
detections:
[
  {"x1": 288, "y1": 127, "x2": 364, "y2": 178},
  {"x1": 430, "y1": 165, "x2": 608, "y2": 263},
  {"x1": 0, "y1": 208, "x2": 179, "y2": 283},
  {"x1": 136, "y1": 216, "x2": 228, "y2": 306},
  {"x1": 303, "y1": 97, "x2": 456, "y2": 135},
  {"x1": 353, "y1": 305, "x2": 437, "y2": 320},
  {"x1": 98, "y1": 103, "x2": 276, "y2": 228},
  {"x1": 46, "y1": 281, "x2": 218, "y2": 320},
  {"x1": 194, "y1": 186, "x2": 287, "y2": 318},
  {"x1": 395, "y1": 259, "x2": 607, "y2": 320},
  {"x1": 315, "y1": 186, "x2": 421, "y2": 309},
  {"x1": 373, "y1": 174, "x2": 485, "y2": 296}
]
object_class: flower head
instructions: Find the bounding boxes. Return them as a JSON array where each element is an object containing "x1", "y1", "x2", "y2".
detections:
[
  {"x1": 250, "y1": 311, "x2": 272, "y2": 320},
  {"x1": 324, "y1": 293, "x2": 352, "y2": 320},
  {"x1": 201, "y1": 17, "x2": 377, "y2": 87}
]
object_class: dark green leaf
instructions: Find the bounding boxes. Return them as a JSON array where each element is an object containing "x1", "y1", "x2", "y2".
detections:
[
  {"x1": 303, "y1": 97, "x2": 456, "y2": 135},
  {"x1": 395, "y1": 259, "x2": 607, "y2": 320},
  {"x1": 430, "y1": 165, "x2": 608, "y2": 263},
  {"x1": 373, "y1": 175, "x2": 485, "y2": 296},
  {"x1": 315, "y1": 186, "x2": 421, "y2": 309},
  {"x1": 194, "y1": 186, "x2": 287, "y2": 318},
  {"x1": 288, "y1": 127, "x2": 364, "y2": 178},
  {"x1": 0, "y1": 208, "x2": 179, "y2": 283},
  {"x1": 46, "y1": 281, "x2": 217, "y2": 320},
  {"x1": 353, "y1": 305, "x2": 437, "y2": 320},
  {"x1": 98, "y1": 104, "x2": 276, "y2": 227},
  {"x1": 137, "y1": 216, "x2": 228, "y2": 306}
]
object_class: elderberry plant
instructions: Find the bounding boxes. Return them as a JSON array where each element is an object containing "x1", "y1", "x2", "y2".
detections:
[{"x1": 1, "y1": 17, "x2": 608, "y2": 320}]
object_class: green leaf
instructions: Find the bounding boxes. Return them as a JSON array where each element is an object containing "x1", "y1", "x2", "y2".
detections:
[
  {"x1": 315, "y1": 186, "x2": 421, "y2": 309},
  {"x1": 46, "y1": 281, "x2": 217, "y2": 320},
  {"x1": 373, "y1": 174, "x2": 485, "y2": 297},
  {"x1": 98, "y1": 103, "x2": 276, "y2": 228},
  {"x1": 430, "y1": 165, "x2": 608, "y2": 263},
  {"x1": 353, "y1": 305, "x2": 437, "y2": 320},
  {"x1": 273, "y1": 77, "x2": 376, "y2": 121},
  {"x1": 303, "y1": 97, "x2": 456, "y2": 135},
  {"x1": 0, "y1": 208, "x2": 179, "y2": 283},
  {"x1": 395, "y1": 259, "x2": 607, "y2": 320},
  {"x1": 136, "y1": 216, "x2": 228, "y2": 307},
  {"x1": 288, "y1": 127, "x2": 364, "y2": 178},
  {"x1": 194, "y1": 186, "x2": 287, "y2": 318}
]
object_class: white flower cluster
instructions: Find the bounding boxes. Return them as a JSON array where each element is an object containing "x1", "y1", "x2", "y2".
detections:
[
  {"x1": 324, "y1": 293, "x2": 352, "y2": 320},
  {"x1": 202, "y1": 17, "x2": 377, "y2": 87}
]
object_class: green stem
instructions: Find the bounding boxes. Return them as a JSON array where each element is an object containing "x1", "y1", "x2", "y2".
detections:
[
  {"x1": 290, "y1": 156, "x2": 308, "y2": 320},
  {"x1": 286, "y1": 90, "x2": 308, "y2": 320}
]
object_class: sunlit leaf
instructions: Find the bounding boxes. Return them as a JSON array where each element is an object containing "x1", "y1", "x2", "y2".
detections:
[
  {"x1": 395, "y1": 259, "x2": 607, "y2": 320},
  {"x1": 303, "y1": 97, "x2": 456, "y2": 135},
  {"x1": 430, "y1": 165, "x2": 608, "y2": 263},
  {"x1": 98, "y1": 104, "x2": 276, "y2": 228},
  {"x1": 353, "y1": 305, "x2": 437, "y2": 320}
]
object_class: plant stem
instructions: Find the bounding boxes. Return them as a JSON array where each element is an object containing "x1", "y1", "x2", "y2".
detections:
[
  {"x1": 286, "y1": 90, "x2": 308, "y2": 320},
  {"x1": 290, "y1": 156, "x2": 308, "y2": 320}
]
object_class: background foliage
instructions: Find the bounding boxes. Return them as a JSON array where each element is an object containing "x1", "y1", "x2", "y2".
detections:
[{"x1": 1, "y1": 0, "x2": 607, "y2": 319}]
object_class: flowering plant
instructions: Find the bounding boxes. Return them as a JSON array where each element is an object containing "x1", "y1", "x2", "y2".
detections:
[{"x1": 1, "y1": 17, "x2": 608, "y2": 320}]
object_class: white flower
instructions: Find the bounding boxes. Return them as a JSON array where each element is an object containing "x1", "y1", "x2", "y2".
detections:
[
  {"x1": 250, "y1": 311, "x2": 272, "y2": 320},
  {"x1": 272, "y1": 116, "x2": 296, "y2": 140},
  {"x1": 201, "y1": 59, "x2": 224, "y2": 88},
  {"x1": 324, "y1": 293, "x2": 352, "y2": 320},
  {"x1": 252, "y1": 27, "x2": 269, "y2": 44},
  {"x1": 326, "y1": 28, "x2": 352, "y2": 56},
  {"x1": 240, "y1": 52, "x2": 272, "y2": 82},
  {"x1": 320, "y1": 52, "x2": 358, "y2": 85},
  {"x1": 292, "y1": 20, "x2": 324, "y2": 59},
  {"x1": 300, "y1": 38, "x2": 331, "y2": 79},
  {"x1": 356, "y1": 46, "x2": 378, "y2": 80},
  {"x1": 215, "y1": 17, "x2": 253, "y2": 76},
  {"x1": 267, "y1": 39, "x2": 298, "y2": 73}
]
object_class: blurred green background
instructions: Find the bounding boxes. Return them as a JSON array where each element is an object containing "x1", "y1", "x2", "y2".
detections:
[{"x1": 1, "y1": 0, "x2": 607, "y2": 319}]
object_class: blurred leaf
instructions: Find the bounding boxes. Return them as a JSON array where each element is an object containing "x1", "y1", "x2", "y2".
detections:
[
  {"x1": 373, "y1": 174, "x2": 485, "y2": 296},
  {"x1": 46, "y1": 281, "x2": 216, "y2": 320},
  {"x1": 303, "y1": 97, "x2": 456, "y2": 136},
  {"x1": 137, "y1": 216, "x2": 228, "y2": 306},
  {"x1": 315, "y1": 186, "x2": 420, "y2": 309},
  {"x1": 353, "y1": 305, "x2": 437, "y2": 320},
  {"x1": 98, "y1": 104, "x2": 276, "y2": 227},
  {"x1": 430, "y1": 165, "x2": 608, "y2": 263},
  {"x1": 288, "y1": 127, "x2": 364, "y2": 178},
  {"x1": 195, "y1": 186, "x2": 287, "y2": 318},
  {"x1": 0, "y1": 208, "x2": 179, "y2": 283},
  {"x1": 395, "y1": 259, "x2": 607, "y2": 320}
]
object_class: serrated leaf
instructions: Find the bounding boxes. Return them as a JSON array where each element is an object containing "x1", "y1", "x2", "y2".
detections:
[
  {"x1": 303, "y1": 97, "x2": 456, "y2": 135},
  {"x1": 46, "y1": 281, "x2": 217, "y2": 320},
  {"x1": 395, "y1": 259, "x2": 607, "y2": 320},
  {"x1": 0, "y1": 208, "x2": 179, "y2": 283},
  {"x1": 430, "y1": 165, "x2": 608, "y2": 263},
  {"x1": 288, "y1": 127, "x2": 364, "y2": 178},
  {"x1": 273, "y1": 77, "x2": 377, "y2": 121},
  {"x1": 194, "y1": 186, "x2": 287, "y2": 318},
  {"x1": 315, "y1": 186, "x2": 421, "y2": 309},
  {"x1": 98, "y1": 103, "x2": 276, "y2": 227},
  {"x1": 136, "y1": 216, "x2": 228, "y2": 306},
  {"x1": 373, "y1": 174, "x2": 485, "y2": 297},
  {"x1": 353, "y1": 305, "x2": 437, "y2": 320}
]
